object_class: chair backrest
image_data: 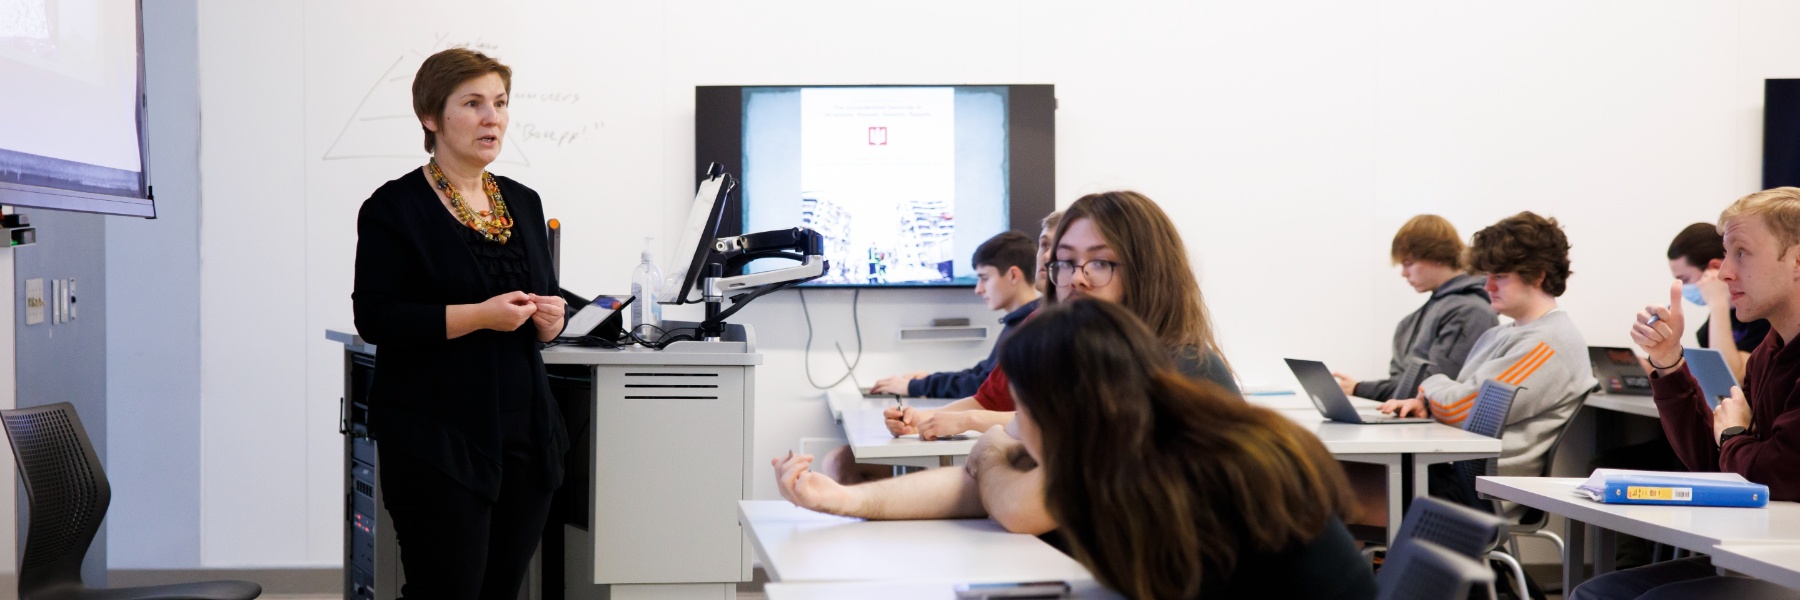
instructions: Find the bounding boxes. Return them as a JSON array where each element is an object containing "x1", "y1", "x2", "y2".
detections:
[
  {"x1": 1390, "y1": 356, "x2": 1433, "y2": 401},
  {"x1": 2, "y1": 402, "x2": 111, "y2": 592},
  {"x1": 1463, "y1": 379, "x2": 1520, "y2": 439},
  {"x1": 1376, "y1": 540, "x2": 1497, "y2": 600},
  {"x1": 1388, "y1": 496, "x2": 1508, "y2": 559}
]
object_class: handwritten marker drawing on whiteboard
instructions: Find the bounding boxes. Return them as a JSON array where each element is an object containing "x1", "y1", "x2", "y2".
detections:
[{"x1": 322, "y1": 53, "x2": 531, "y2": 165}]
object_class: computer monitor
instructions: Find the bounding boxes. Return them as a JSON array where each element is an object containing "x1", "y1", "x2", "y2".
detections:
[
  {"x1": 665, "y1": 165, "x2": 735, "y2": 305},
  {"x1": 695, "y1": 84, "x2": 1056, "y2": 288}
]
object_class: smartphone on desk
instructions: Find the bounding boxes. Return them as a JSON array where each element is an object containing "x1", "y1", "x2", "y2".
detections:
[{"x1": 954, "y1": 580, "x2": 1071, "y2": 599}]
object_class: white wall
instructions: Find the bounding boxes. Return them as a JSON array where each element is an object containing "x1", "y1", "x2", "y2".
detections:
[{"x1": 156, "y1": 0, "x2": 1800, "y2": 567}]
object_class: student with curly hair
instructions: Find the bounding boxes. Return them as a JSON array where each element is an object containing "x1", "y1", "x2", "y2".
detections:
[{"x1": 1378, "y1": 211, "x2": 1597, "y2": 514}]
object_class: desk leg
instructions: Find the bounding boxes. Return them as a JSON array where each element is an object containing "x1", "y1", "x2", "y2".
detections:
[
  {"x1": 1565, "y1": 518, "x2": 1588, "y2": 593},
  {"x1": 939, "y1": 456, "x2": 953, "y2": 468},
  {"x1": 1594, "y1": 526, "x2": 1617, "y2": 576},
  {"x1": 1383, "y1": 456, "x2": 1404, "y2": 544}
]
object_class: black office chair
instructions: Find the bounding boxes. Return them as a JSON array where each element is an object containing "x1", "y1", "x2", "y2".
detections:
[
  {"x1": 1376, "y1": 540, "x2": 1498, "y2": 600},
  {"x1": 2, "y1": 402, "x2": 262, "y2": 600}
]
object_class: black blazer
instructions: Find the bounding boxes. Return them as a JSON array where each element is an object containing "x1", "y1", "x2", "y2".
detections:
[{"x1": 352, "y1": 168, "x2": 568, "y2": 500}]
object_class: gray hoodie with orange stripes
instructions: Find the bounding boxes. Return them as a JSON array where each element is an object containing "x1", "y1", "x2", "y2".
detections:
[{"x1": 1419, "y1": 309, "x2": 1598, "y2": 482}]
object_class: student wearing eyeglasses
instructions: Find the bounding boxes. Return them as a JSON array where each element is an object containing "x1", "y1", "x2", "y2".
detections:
[{"x1": 772, "y1": 190, "x2": 1238, "y2": 535}]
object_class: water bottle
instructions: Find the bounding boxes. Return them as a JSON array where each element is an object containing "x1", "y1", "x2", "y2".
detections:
[{"x1": 630, "y1": 237, "x2": 664, "y2": 335}]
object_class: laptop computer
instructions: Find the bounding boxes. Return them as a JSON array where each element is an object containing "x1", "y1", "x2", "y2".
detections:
[
  {"x1": 1685, "y1": 347, "x2": 1739, "y2": 409},
  {"x1": 1284, "y1": 358, "x2": 1435, "y2": 424},
  {"x1": 1589, "y1": 346, "x2": 1652, "y2": 396}
]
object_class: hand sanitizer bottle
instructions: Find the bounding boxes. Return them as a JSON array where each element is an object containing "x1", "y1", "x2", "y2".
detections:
[{"x1": 630, "y1": 237, "x2": 664, "y2": 336}]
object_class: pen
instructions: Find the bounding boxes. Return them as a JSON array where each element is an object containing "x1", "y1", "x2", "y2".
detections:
[{"x1": 1647, "y1": 303, "x2": 1671, "y2": 326}]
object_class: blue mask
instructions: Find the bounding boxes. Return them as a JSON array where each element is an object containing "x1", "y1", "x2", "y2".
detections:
[{"x1": 1682, "y1": 283, "x2": 1706, "y2": 307}]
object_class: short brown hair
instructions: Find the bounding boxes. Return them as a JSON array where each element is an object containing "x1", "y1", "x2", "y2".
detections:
[
  {"x1": 1467, "y1": 211, "x2": 1573, "y2": 297},
  {"x1": 1719, "y1": 187, "x2": 1800, "y2": 255},
  {"x1": 972, "y1": 231, "x2": 1038, "y2": 284},
  {"x1": 1667, "y1": 222, "x2": 1725, "y2": 269},
  {"x1": 1390, "y1": 214, "x2": 1465, "y2": 269},
  {"x1": 412, "y1": 48, "x2": 512, "y2": 153},
  {"x1": 1003, "y1": 299, "x2": 1353, "y2": 599}
]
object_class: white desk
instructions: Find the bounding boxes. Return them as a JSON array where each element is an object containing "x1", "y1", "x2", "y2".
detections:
[
  {"x1": 1273, "y1": 408, "x2": 1501, "y2": 543},
  {"x1": 738, "y1": 501, "x2": 1096, "y2": 585},
  {"x1": 1585, "y1": 394, "x2": 1659, "y2": 419},
  {"x1": 1476, "y1": 476, "x2": 1800, "y2": 592},
  {"x1": 1709, "y1": 544, "x2": 1800, "y2": 591},
  {"x1": 765, "y1": 580, "x2": 1123, "y2": 599},
  {"x1": 842, "y1": 407, "x2": 972, "y2": 468}
]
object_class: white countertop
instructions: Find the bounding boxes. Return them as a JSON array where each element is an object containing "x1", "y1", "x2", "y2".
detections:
[
  {"x1": 1476, "y1": 476, "x2": 1800, "y2": 550},
  {"x1": 738, "y1": 501, "x2": 1095, "y2": 585},
  {"x1": 1709, "y1": 544, "x2": 1800, "y2": 591},
  {"x1": 1273, "y1": 408, "x2": 1502, "y2": 456}
]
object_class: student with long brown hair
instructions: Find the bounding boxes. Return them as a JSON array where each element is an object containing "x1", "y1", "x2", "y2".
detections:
[
  {"x1": 1006, "y1": 299, "x2": 1374, "y2": 599},
  {"x1": 773, "y1": 190, "x2": 1237, "y2": 534}
]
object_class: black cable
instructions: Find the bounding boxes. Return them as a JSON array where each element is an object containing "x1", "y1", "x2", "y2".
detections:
[{"x1": 801, "y1": 288, "x2": 864, "y2": 389}]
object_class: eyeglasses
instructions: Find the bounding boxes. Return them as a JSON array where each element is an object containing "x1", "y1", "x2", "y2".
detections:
[{"x1": 1048, "y1": 259, "x2": 1120, "y2": 287}]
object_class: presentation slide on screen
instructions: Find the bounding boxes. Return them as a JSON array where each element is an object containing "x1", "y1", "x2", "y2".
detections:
[
  {"x1": 0, "y1": 0, "x2": 143, "y2": 195},
  {"x1": 742, "y1": 86, "x2": 1010, "y2": 286}
]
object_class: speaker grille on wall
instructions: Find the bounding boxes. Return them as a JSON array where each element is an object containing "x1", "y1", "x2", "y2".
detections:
[{"x1": 1764, "y1": 79, "x2": 1800, "y2": 189}]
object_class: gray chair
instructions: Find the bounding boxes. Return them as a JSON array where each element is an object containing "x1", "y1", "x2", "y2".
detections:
[
  {"x1": 2, "y1": 402, "x2": 262, "y2": 600},
  {"x1": 1448, "y1": 380, "x2": 1532, "y2": 596},
  {"x1": 1377, "y1": 540, "x2": 1498, "y2": 600},
  {"x1": 1377, "y1": 496, "x2": 1509, "y2": 599},
  {"x1": 1390, "y1": 356, "x2": 1434, "y2": 401}
]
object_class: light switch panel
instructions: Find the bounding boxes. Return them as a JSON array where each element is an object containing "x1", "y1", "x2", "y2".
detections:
[{"x1": 24, "y1": 278, "x2": 43, "y2": 325}]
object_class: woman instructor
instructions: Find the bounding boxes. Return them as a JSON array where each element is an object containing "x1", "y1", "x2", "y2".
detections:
[{"x1": 352, "y1": 48, "x2": 568, "y2": 599}]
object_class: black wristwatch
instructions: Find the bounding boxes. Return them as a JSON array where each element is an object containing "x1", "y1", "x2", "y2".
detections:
[{"x1": 1719, "y1": 425, "x2": 1749, "y2": 447}]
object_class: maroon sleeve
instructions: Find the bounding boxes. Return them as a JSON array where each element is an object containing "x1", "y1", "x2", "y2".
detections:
[
  {"x1": 973, "y1": 366, "x2": 1015, "y2": 412},
  {"x1": 1720, "y1": 408, "x2": 1800, "y2": 500},
  {"x1": 1650, "y1": 364, "x2": 1719, "y2": 473}
]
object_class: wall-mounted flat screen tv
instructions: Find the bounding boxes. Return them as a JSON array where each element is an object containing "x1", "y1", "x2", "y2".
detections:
[{"x1": 696, "y1": 85, "x2": 1054, "y2": 288}]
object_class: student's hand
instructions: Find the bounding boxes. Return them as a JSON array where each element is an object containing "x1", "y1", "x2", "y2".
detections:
[
  {"x1": 884, "y1": 407, "x2": 931, "y2": 437},
  {"x1": 965, "y1": 426, "x2": 1022, "y2": 479},
  {"x1": 1331, "y1": 372, "x2": 1359, "y2": 397},
  {"x1": 1378, "y1": 397, "x2": 1429, "y2": 419},
  {"x1": 772, "y1": 451, "x2": 859, "y2": 516},
  {"x1": 870, "y1": 373, "x2": 924, "y2": 395},
  {"x1": 483, "y1": 291, "x2": 537, "y2": 331},
  {"x1": 1630, "y1": 281, "x2": 1686, "y2": 373},
  {"x1": 1714, "y1": 386, "x2": 1753, "y2": 444},
  {"x1": 526, "y1": 293, "x2": 566, "y2": 333},
  {"x1": 917, "y1": 410, "x2": 972, "y2": 440},
  {"x1": 1698, "y1": 270, "x2": 1731, "y2": 308}
]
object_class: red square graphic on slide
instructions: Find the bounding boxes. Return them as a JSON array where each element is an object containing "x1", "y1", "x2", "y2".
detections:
[{"x1": 868, "y1": 126, "x2": 888, "y2": 145}]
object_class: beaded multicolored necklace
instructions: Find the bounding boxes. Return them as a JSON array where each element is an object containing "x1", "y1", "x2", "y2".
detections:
[{"x1": 427, "y1": 158, "x2": 514, "y2": 244}]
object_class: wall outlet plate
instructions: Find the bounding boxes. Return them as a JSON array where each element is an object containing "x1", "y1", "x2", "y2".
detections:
[{"x1": 24, "y1": 278, "x2": 43, "y2": 325}]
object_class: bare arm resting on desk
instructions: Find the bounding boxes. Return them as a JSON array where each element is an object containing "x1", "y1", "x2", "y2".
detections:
[
  {"x1": 773, "y1": 452, "x2": 985, "y2": 520},
  {"x1": 967, "y1": 427, "x2": 1056, "y2": 535}
]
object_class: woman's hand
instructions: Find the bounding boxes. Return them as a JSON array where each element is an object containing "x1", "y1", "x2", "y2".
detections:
[
  {"x1": 772, "y1": 451, "x2": 860, "y2": 516},
  {"x1": 527, "y1": 293, "x2": 566, "y2": 341},
  {"x1": 483, "y1": 291, "x2": 537, "y2": 332},
  {"x1": 885, "y1": 407, "x2": 934, "y2": 437},
  {"x1": 916, "y1": 410, "x2": 972, "y2": 440}
]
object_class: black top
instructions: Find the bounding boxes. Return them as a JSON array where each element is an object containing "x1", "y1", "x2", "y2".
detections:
[
  {"x1": 353, "y1": 168, "x2": 568, "y2": 501},
  {"x1": 1204, "y1": 517, "x2": 1378, "y2": 599},
  {"x1": 907, "y1": 299, "x2": 1041, "y2": 398},
  {"x1": 1696, "y1": 308, "x2": 1772, "y2": 353}
]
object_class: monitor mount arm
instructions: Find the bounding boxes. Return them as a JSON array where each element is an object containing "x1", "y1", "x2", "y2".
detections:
[{"x1": 700, "y1": 227, "x2": 828, "y2": 340}]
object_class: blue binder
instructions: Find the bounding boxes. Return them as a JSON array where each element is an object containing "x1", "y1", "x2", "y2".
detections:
[{"x1": 1580, "y1": 474, "x2": 1769, "y2": 507}]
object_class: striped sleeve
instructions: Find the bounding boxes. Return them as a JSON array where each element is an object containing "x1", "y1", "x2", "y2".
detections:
[{"x1": 1420, "y1": 340, "x2": 1555, "y2": 427}]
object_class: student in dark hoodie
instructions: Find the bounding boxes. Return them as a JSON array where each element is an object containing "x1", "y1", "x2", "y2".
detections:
[{"x1": 1335, "y1": 215, "x2": 1498, "y2": 400}]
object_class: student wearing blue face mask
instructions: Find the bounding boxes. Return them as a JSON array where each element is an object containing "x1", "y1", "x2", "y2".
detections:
[{"x1": 1668, "y1": 222, "x2": 1771, "y2": 380}]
